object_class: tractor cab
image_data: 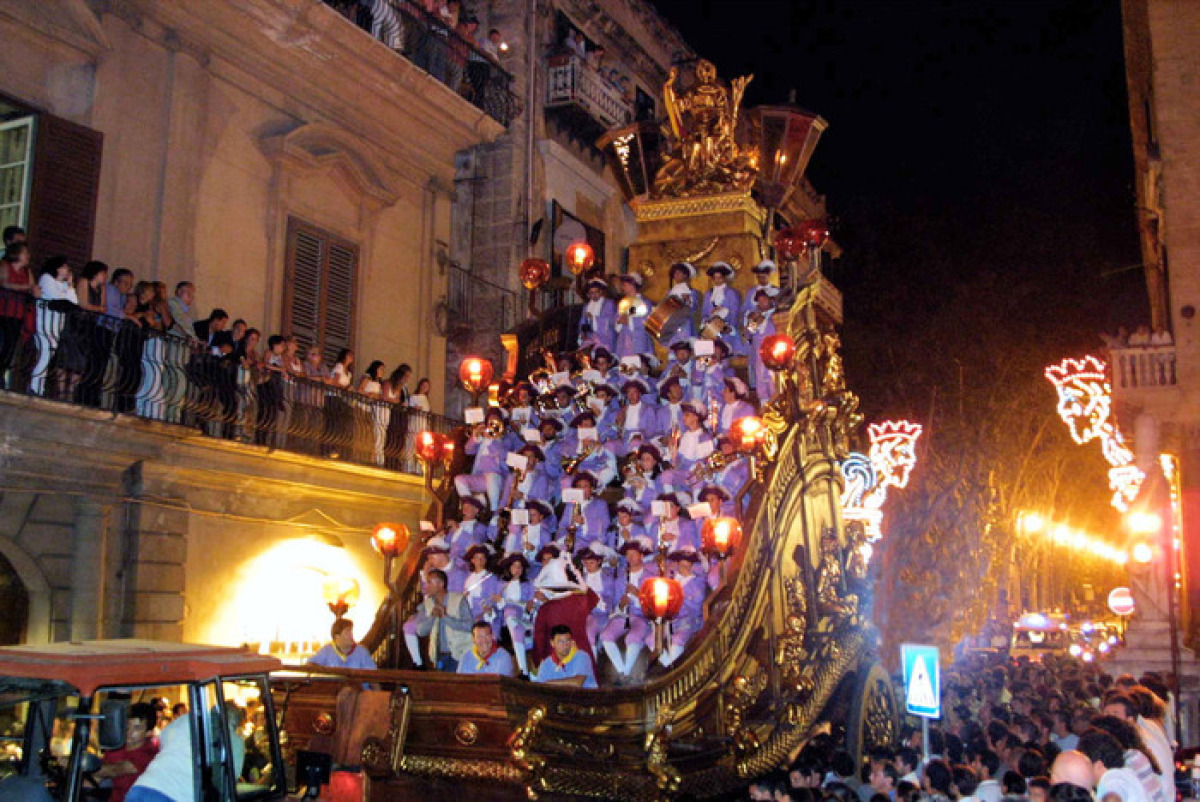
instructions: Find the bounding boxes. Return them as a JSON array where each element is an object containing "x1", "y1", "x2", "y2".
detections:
[{"x1": 0, "y1": 640, "x2": 287, "y2": 802}]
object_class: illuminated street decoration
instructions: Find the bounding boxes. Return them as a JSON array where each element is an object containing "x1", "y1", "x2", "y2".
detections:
[
  {"x1": 1044, "y1": 355, "x2": 1144, "y2": 511},
  {"x1": 841, "y1": 420, "x2": 923, "y2": 542}
]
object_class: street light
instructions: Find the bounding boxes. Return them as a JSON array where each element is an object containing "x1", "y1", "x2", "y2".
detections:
[
  {"x1": 1126, "y1": 511, "x2": 1162, "y2": 536},
  {"x1": 459, "y1": 357, "x2": 494, "y2": 405},
  {"x1": 1020, "y1": 512, "x2": 1046, "y2": 535},
  {"x1": 321, "y1": 575, "x2": 360, "y2": 621},
  {"x1": 701, "y1": 517, "x2": 743, "y2": 586},
  {"x1": 372, "y1": 522, "x2": 409, "y2": 591},
  {"x1": 414, "y1": 431, "x2": 455, "y2": 528},
  {"x1": 639, "y1": 576, "x2": 684, "y2": 658}
]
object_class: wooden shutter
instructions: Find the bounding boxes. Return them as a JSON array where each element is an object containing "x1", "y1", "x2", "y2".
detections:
[
  {"x1": 282, "y1": 217, "x2": 357, "y2": 364},
  {"x1": 26, "y1": 112, "x2": 103, "y2": 269}
]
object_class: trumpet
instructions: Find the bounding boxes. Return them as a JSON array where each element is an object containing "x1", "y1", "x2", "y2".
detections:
[
  {"x1": 688, "y1": 451, "x2": 733, "y2": 484},
  {"x1": 483, "y1": 417, "x2": 506, "y2": 438}
]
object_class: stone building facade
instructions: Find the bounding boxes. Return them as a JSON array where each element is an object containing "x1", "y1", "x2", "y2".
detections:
[{"x1": 0, "y1": 0, "x2": 506, "y2": 648}]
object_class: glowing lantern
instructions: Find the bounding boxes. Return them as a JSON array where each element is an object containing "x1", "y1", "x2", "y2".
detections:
[
  {"x1": 414, "y1": 431, "x2": 445, "y2": 463},
  {"x1": 701, "y1": 517, "x2": 743, "y2": 559},
  {"x1": 458, "y1": 357, "x2": 494, "y2": 396},
  {"x1": 759, "y1": 333, "x2": 795, "y2": 371},
  {"x1": 1126, "y1": 511, "x2": 1162, "y2": 536},
  {"x1": 774, "y1": 228, "x2": 806, "y2": 261},
  {"x1": 797, "y1": 218, "x2": 830, "y2": 249},
  {"x1": 564, "y1": 240, "x2": 595, "y2": 275},
  {"x1": 322, "y1": 575, "x2": 360, "y2": 620},
  {"x1": 519, "y1": 258, "x2": 551, "y2": 290},
  {"x1": 639, "y1": 576, "x2": 684, "y2": 621},
  {"x1": 371, "y1": 522, "x2": 408, "y2": 558},
  {"x1": 730, "y1": 416, "x2": 767, "y2": 453}
]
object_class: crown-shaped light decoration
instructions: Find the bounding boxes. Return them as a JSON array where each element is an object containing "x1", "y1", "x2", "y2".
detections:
[
  {"x1": 841, "y1": 421, "x2": 924, "y2": 545},
  {"x1": 1045, "y1": 354, "x2": 1143, "y2": 511},
  {"x1": 868, "y1": 420, "x2": 923, "y2": 490}
]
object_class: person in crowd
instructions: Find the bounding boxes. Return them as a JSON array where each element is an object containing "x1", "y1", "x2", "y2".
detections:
[
  {"x1": 578, "y1": 277, "x2": 616, "y2": 353},
  {"x1": 460, "y1": 543, "x2": 499, "y2": 622},
  {"x1": 657, "y1": 547, "x2": 706, "y2": 667},
  {"x1": 410, "y1": 376, "x2": 432, "y2": 411},
  {"x1": 576, "y1": 544, "x2": 615, "y2": 651},
  {"x1": 303, "y1": 345, "x2": 331, "y2": 382},
  {"x1": 647, "y1": 491, "x2": 698, "y2": 554},
  {"x1": 715, "y1": 376, "x2": 755, "y2": 435},
  {"x1": 166, "y1": 282, "x2": 200, "y2": 343},
  {"x1": 71, "y1": 261, "x2": 109, "y2": 407},
  {"x1": 494, "y1": 552, "x2": 534, "y2": 675},
  {"x1": 534, "y1": 624, "x2": 596, "y2": 687},
  {"x1": 599, "y1": 535, "x2": 657, "y2": 681},
  {"x1": 664, "y1": 262, "x2": 701, "y2": 345},
  {"x1": 557, "y1": 470, "x2": 610, "y2": 552},
  {"x1": 614, "y1": 273, "x2": 652, "y2": 360},
  {"x1": 457, "y1": 405, "x2": 518, "y2": 511},
  {"x1": 458, "y1": 621, "x2": 515, "y2": 676},
  {"x1": 1, "y1": 225, "x2": 25, "y2": 259},
  {"x1": 194, "y1": 308, "x2": 231, "y2": 355},
  {"x1": 481, "y1": 28, "x2": 504, "y2": 61},
  {"x1": 406, "y1": 567, "x2": 473, "y2": 672},
  {"x1": 701, "y1": 262, "x2": 743, "y2": 354},
  {"x1": 96, "y1": 702, "x2": 159, "y2": 802},
  {"x1": 309, "y1": 618, "x2": 377, "y2": 669},
  {"x1": 1077, "y1": 729, "x2": 1149, "y2": 802},
  {"x1": 31, "y1": 256, "x2": 78, "y2": 398}
]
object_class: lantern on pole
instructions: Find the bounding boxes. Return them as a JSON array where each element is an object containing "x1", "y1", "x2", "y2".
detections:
[
  {"x1": 701, "y1": 516, "x2": 743, "y2": 586},
  {"x1": 519, "y1": 258, "x2": 551, "y2": 318},
  {"x1": 759, "y1": 334, "x2": 796, "y2": 372},
  {"x1": 322, "y1": 575, "x2": 360, "y2": 621},
  {"x1": 639, "y1": 576, "x2": 684, "y2": 656},
  {"x1": 730, "y1": 416, "x2": 767, "y2": 453},
  {"x1": 564, "y1": 241, "x2": 596, "y2": 275},
  {"x1": 458, "y1": 357, "x2": 493, "y2": 404},
  {"x1": 414, "y1": 431, "x2": 450, "y2": 528},
  {"x1": 372, "y1": 522, "x2": 409, "y2": 590}
]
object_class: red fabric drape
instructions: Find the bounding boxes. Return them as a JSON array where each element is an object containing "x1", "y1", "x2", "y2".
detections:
[{"x1": 532, "y1": 589, "x2": 598, "y2": 665}]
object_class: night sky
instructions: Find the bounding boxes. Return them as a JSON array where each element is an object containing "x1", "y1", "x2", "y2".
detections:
[{"x1": 654, "y1": 0, "x2": 1148, "y2": 365}]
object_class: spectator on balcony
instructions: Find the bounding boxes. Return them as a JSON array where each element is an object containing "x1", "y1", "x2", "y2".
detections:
[
  {"x1": 195, "y1": 308, "x2": 231, "y2": 355},
  {"x1": 304, "y1": 345, "x2": 332, "y2": 382},
  {"x1": 255, "y1": 335, "x2": 287, "y2": 447},
  {"x1": 129, "y1": 282, "x2": 168, "y2": 418},
  {"x1": 105, "y1": 268, "x2": 133, "y2": 320},
  {"x1": 587, "y1": 44, "x2": 605, "y2": 72},
  {"x1": 1, "y1": 241, "x2": 34, "y2": 294},
  {"x1": 383, "y1": 363, "x2": 413, "y2": 469},
  {"x1": 1127, "y1": 325, "x2": 1151, "y2": 347},
  {"x1": 1, "y1": 225, "x2": 25, "y2": 260},
  {"x1": 281, "y1": 336, "x2": 303, "y2": 376},
  {"x1": 1149, "y1": 327, "x2": 1172, "y2": 346},
  {"x1": 31, "y1": 256, "x2": 78, "y2": 397},
  {"x1": 564, "y1": 28, "x2": 586, "y2": 59},
  {"x1": 167, "y1": 282, "x2": 201, "y2": 344},
  {"x1": 73, "y1": 261, "x2": 108, "y2": 407},
  {"x1": 437, "y1": 0, "x2": 460, "y2": 29},
  {"x1": 481, "y1": 28, "x2": 503, "y2": 62},
  {"x1": 411, "y1": 376, "x2": 432, "y2": 412}
]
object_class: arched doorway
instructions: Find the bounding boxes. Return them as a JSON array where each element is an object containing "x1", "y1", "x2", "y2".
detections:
[{"x1": 0, "y1": 551, "x2": 29, "y2": 644}]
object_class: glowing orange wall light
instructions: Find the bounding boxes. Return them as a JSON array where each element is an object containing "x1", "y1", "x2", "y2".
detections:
[
  {"x1": 371, "y1": 522, "x2": 409, "y2": 558},
  {"x1": 701, "y1": 516, "x2": 743, "y2": 558},
  {"x1": 759, "y1": 334, "x2": 795, "y2": 371},
  {"x1": 414, "y1": 431, "x2": 445, "y2": 463},
  {"x1": 730, "y1": 416, "x2": 767, "y2": 453},
  {"x1": 639, "y1": 576, "x2": 684, "y2": 621},
  {"x1": 565, "y1": 240, "x2": 596, "y2": 275},
  {"x1": 458, "y1": 357, "x2": 494, "y2": 396}
]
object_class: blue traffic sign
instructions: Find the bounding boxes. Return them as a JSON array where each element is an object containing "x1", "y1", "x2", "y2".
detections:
[{"x1": 901, "y1": 643, "x2": 940, "y2": 719}]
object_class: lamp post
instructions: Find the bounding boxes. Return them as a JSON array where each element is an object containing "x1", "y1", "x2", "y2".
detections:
[
  {"x1": 322, "y1": 575, "x2": 360, "y2": 622},
  {"x1": 415, "y1": 430, "x2": 454, "y2": 528},
  {"x1": 730, "y1": 415, "x2": 769, "y2": 483},
  {"x1": 639, "y1": 576, "x2": 684, "y2": 659},
  {"x1": 564, "y1": 239, "x2": 596, "y2": 299},
  {"x1": 701, "y1": 516, "x2": 743, "y2": 587},
  {"x1": 519, "y1": 258, "x2": 551, "y2": 318},
  {"x1": 459, "y1": 357, "x2": 494, "y2": 408},
  {"x1": 372, "y1": 522, "x2": 409, "y2": 593}
]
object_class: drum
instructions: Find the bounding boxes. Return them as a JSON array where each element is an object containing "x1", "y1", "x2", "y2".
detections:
[
  {"x1": 699, "y1": 315, "x2": 727, "y2": 341},
  {"x1": 645, "y1": 295, "x2": 692, "y2": 343}
]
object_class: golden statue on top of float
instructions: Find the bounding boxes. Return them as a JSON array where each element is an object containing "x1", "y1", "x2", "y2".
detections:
[{"x1": 654, "y1": 59, "x2": 756, "y2": 198}]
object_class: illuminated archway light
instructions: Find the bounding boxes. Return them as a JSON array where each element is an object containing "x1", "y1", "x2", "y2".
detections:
[{"x1": 1045, "y1": 356, "x2": 1144, "y2": 511}]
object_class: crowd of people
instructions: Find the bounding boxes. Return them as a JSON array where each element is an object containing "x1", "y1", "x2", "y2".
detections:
[
  {"x1": 560, "y1": 27, "x2": 638, "y2": 111},
  {"x1": 0, "y1": 225, "x2": 436, "y2": 468},
  {"x1": 375, "y1": 258, "x2": 786, "y2": 684},
  {"x1": 747, "y1": 653, "x2": 1181, "y2": 802}
]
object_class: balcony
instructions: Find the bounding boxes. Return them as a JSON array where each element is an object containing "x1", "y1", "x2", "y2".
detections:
[
  {"x1": 0, "y1": 290, "x2": 458, "y2": 475},
  {"x1": 322, "y1": 0, "x2": 521, "y2": 126},
  {"x1": 1110, "y1": 345, "x2": 1177, "y2": 390},
  {"x1": 545, "y1": 55, "x2": 635, "y2": 140}
]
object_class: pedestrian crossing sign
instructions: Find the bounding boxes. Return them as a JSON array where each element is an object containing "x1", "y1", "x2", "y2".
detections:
[{"x1": 901, "y1": 643, "x2": 940, "y2": 718}]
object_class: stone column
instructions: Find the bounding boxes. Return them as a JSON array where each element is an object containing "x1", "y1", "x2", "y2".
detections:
[
  {"x1": 69, "y1": 498, "x2": 105, "y2": 641},
  {"x1": 120, "y1": 463, "x2": 187, "y2": 641}
]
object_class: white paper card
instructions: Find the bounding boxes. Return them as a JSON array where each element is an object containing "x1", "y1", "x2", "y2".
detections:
[
  {"x1": 693, "y1": 339, "x2": 715, "y2": 357},
  {"x1": 577, "y1": 427, "x2": 598, "y2": 442},
  {"x1": 522, "y1": 427, "x2": 542, "y2": 443},
  {"x1": 620, "y1": 356, "x2": 642, "y2": 370},
  {"x1": 506, "y1": 453, "x2": 529, "y2": 472},
  {"x1": 420, "y1": 520, "x2": 436, "y2": 533},
  {"x1": 651, "y1": 500, "x2": 669, "y2": 518},
  {"x1": 688, "y1": 503, "x2": 713, "y2": 520},
  {"x1": 510, "y1": 508, "x2": 530, "y2": 526},
  {"x1": 550, "y1": 371, "x2": 571, "y2": 387},
  {"x1": 697, "y1": 439, "x2": 715, "y2": 459},
  {"x1": 511, "y1": 408, "x2": 530, "y2": 423},
  {"x1": 562, "y1": 488, "x2": 586, "y2": 505},
  {"x1": 581, "y1": 369, "x2": 603, "y2": 384},
  {"x1": 464, "y1": 407, "x2": 485, "y2": 424}
]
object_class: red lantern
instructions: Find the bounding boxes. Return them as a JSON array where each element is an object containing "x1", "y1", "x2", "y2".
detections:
[
  {"x1": 519, "y1": 258, "x2": 551, "y2": 290},
  {"x1": 730, "y1": 416, "x2": 767, "y2": 453},
  {"x1": 759, "y1": 333, "x2": 795, "y2": 371},
  {"x1": 774, "y1": 228, "x2": 805, "y2": 261},
  {"x1": 701, "y1": 517, "x2": 743, "y2": 559},
  {"x1": 441, "y1": 438, "x2": 456, "y2": 465},
  {"x1": 639, "y1": 576, "x2": 684, "y2": 621},
  {"x1": 414, "y1": 431, "x2": 444, "y2": 463},
  {"x1": 458, "y1": 357, "x2": 494, "y2": 395},
  {"x1": 564, "y1": 240, "x2": 596, "y2": 275},
  {"x1": 797, "y1": 218, "x2": 830, "y2": 250},
  {"x1": 371, "y1": 522, "x2": 409, "y2": 558}
]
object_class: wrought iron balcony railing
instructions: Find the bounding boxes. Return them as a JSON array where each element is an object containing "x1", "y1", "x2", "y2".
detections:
[
  {"x1": 0, "y1": 289, "x2": 458, "y2": 475},
  {"x1": 1110, "y1": 344, "x2": 1177, "y2": 390},
  {"x1": 545, "y1": 54, "x2": 635, "y2": 132},
  {"x1": 322, "y1": 0, "x2": 521, "y2": 127}
]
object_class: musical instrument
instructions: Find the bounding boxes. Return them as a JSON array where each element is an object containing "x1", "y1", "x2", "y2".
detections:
[
  {"x1": 617, "y1": 297, "x2": 649, "y2": 318},
  {"x1": 699, "y1": 314, "x2": 727, "y2": 340},
  {"x1": 645, "y1": 294, "x2": 692, "y2": 343},
  {"x1": 744, "y1": 309, "x2": 766, "y2": 335},
  {"x1": 561, "y1": 438, "x2": 598, "y2": 475},
  {"x1": 687, "y1": 450, "x2": 733, "y2": 484},
  {"x1": 483, "y1": 417, "x2": 506, "y2": 438}
]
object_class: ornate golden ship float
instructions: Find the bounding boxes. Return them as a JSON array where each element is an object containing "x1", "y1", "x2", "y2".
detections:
[{"x1": 274, "y1": 61, "x2": 902, "y2": 801}]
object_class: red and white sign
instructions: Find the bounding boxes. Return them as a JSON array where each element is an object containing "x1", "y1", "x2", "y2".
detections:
[{"x1": 1107, "y1": 586, "x2": 1135, "y2": 616}]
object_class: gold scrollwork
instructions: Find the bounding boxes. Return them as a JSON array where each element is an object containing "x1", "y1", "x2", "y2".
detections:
[
  {"x1": 508, "y1": 705, "x2": 547, "y2": 800},
  {"x1": 662, "y1": 236, "x2": 720, "y2": 265},
  {"x1": 646, "y1": 705, "x2": 682, "y2": 800},
  {"x1": 725, "y1": 671, "x2": 768, "y2": 756},
  {"x1": 454, "y1": 720, "x2": 479, "y2": 746}
]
